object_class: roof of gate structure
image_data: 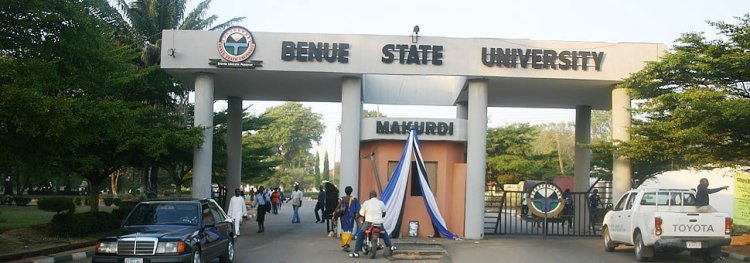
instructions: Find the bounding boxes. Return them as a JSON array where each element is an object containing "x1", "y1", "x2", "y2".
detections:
[{"x1": 161, "y1": 30, "x2": 665, "y2": 110}]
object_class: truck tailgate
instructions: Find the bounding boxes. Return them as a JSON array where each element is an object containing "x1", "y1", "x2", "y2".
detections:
[{"x1": 659, "y1": 212, "x2": 728, "y2": 238}]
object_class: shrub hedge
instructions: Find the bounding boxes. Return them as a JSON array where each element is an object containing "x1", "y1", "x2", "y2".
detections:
[
  {"x1": 38, "y1": 197, "x2": 75, "y2": 214},
  {"x1": 51, "y1": 211, "x2": 120, "y2": 237},
  {"x1": 14, "y1": 197, "x2": 31, "y2": 206}
]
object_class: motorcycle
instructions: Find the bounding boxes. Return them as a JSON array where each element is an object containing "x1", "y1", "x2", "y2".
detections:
[{"x1": 362, "y1": 224, "x2": 388, "y2": 259}]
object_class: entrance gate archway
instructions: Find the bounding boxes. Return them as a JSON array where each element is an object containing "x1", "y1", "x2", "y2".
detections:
[{"x1": 160, "y1": 27, "x2": 663, "y2": 239}]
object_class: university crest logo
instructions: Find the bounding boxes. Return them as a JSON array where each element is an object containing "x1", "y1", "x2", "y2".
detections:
[
  {"x1": 209, "y1": 26, "x2": 262, "y2": 69},
  {"x1": 527, "y1": 182, "x2": 564, "y2": 218}
]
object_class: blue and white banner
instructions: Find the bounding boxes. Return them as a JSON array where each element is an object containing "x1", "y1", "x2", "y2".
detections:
[{"x1": 381, "y1": 130, "x2": 460, "y2": 240}]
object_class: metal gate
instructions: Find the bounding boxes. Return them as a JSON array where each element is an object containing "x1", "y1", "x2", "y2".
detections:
[{"x1": 484, "y1": 185, "x2": 612, "y2": 237}]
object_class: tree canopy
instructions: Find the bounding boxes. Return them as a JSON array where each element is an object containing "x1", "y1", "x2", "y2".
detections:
[
  {"x1": 0, "y1": 1, "x2": 201, "y2": 210},
  {"x1": 260, "y1": 102, "x2": 325, "y2": 169},
  {"x1": 116, "y1": 0, "x2": 245, "y2": 66},
  {"x1": 617, "y1": 15, "x2": 750, "y2": 174},
  {"x1": 486, "y1": 124, "x2": 560, "y2": 184}
]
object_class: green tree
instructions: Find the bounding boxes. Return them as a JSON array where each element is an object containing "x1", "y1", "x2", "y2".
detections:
[
  {"x1": 114, "y1": 0, "x2": 245, "y2": 195},
  {"x1": 323, "y1": 152, "x2": 330, "y2": 181},
  {"x1": 241, "y1": 134, "x2": 281, "y2": 184},
  {"x1": 616, "y1": 15, "x2": 750, "y2": 175},
  {"x1": 591, "y1": 110, "x2": 611, "y2": 143},
  {"x1": 314, "y1": 152, "x2": 321, "y2": 187},
  {"x1": 210, "y1": 108, "x2": 280, "y2": 186},
  {"x1": 260, "y1": 102, "x2": 325, "y2": 169},
  {"x1": 486, "y1": 124, "x2": 560, "y2": 185},
  {"x1": 531, "y1": 122, "x2": 574, "y2": 177},
  {"x1": 0, "y1": 1, "x2": 200, "y2": 211},
  {"x1": 115, "y1": 0, "x2": 245, "y2": 66}
]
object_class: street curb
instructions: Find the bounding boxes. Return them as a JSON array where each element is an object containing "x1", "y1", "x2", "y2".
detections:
[
  {"x1": 31, "y1": 250, "x2": 95, "y2": 263},
  {"x1": 725, "y1": 251, "x2": 750, "y2": 262},
  {"x1": 0, "y1": 241, "x2": 96, "y2": 262}
]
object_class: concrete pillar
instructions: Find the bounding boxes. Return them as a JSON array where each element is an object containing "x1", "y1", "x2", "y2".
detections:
[
  {"x1": 340, "y1": 77, "x2": 362, "y2": 196},
  {"x1": 612, "y1": 88, "x2": 632, "y2": 202},
  {"x1": 464, "y1": 79, "x2": 488, "y2": 240},
  {"x1": 192, "y1": 73, "x2": 215, "y2": 199},
  {"x1": 456, "y1": 102, "x2": 468, "y2": 119},
  {"x1": 225, "y1": 96, "x2": 243, "y2": 207},
  {"x1": 574, "y1": 105, "x2": 592, "y2": 231}
]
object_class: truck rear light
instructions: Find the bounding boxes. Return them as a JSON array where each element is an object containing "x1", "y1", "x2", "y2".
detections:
[
  {"x1": 655, "y1": 217, "x2": 663, "y2": 236},
  {"x1": 726, "y1": 217, "x2": 733, "y2": 235}
]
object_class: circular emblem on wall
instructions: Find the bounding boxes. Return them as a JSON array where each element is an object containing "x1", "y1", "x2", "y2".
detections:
[
  {"x1": 527, "y1": 182, "x2": 564, "y2": 218},
  {"x1": 217, "y1": 26, "x2": 256, "y2": 62}
]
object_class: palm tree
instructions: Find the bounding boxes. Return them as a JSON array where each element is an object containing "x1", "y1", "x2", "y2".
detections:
[
  {"x1": 113, "y1": 0, "x2": 244, "y2": 197},
  {"x1": 116, "y1": 0, "x2": 245, "y2": 66}
]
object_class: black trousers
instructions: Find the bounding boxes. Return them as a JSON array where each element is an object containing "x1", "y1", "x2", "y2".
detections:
[{"x1": 314, "y1": 202, "x2": 325, "y2": 221}]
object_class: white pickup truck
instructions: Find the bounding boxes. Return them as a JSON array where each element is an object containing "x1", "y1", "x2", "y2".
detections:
[{"x1": 602, "y1": 188, "x2": 732, "y2": 262}]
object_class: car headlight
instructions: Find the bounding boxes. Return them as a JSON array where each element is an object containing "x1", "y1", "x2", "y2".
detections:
[
  {"x1": 96, "y1": 241, "x2": 117, "y2": 254},
  {"x1": 156, "y1": 241, "x2": 186, "y2": 254}
]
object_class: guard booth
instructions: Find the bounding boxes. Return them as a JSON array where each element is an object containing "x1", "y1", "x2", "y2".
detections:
[{"x1": 358, "y1": 118, "x2": 467, "y2": 237}]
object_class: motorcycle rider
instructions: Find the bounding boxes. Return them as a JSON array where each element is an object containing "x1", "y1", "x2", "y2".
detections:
[{"x1": 348, "y1": 190, "x2": 396, "y2": 258}]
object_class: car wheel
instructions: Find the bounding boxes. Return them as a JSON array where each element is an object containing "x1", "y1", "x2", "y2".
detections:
[
  {"x1": 603, "y1": 227, "x2": 616, "y2": 252},
  {"x1": 220, "y1": 239, "x2": 234, "y2": 263},
  {"x1": 634, "y1": 232, "x2": 651, "y2": 262},
  {"x1": 192, "y1": 247, "x2": 202, "y2": 263}
]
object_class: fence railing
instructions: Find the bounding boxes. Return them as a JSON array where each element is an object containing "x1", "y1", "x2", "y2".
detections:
[{"x1": 486, "y1": 190, "x2": 611, "y2": 237}]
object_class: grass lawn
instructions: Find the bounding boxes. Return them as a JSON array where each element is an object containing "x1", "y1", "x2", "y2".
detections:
[
  {"x1": 0, "y1": 205, "x2": 118, "y2": 255},
  {"x1": 0, "y1": 205, "x2": 114, "y2": 233}
]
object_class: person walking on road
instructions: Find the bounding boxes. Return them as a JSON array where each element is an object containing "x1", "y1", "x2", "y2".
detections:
[
  {"x1": 271, "y1": 188, "x2": 281, "y2": 214},
  {"x1": 314, "y1": 186, "x2": 326, "y2": 223},
  {"x1": 254, "y1": 186, "x2": 269, "y2": 233},
  {"x1": 588, "y1": 189, "x2": 602, "y2": 234},
  {"x1": 696, "y1": 178, "x2": 729, "y2": 213},
  {"x1": 227, "y1": 188, "x2": 247, "y2": 237},
  {"x1": 291, "y1": 184, "x2": 304, "y2": 223},
  {"x1": 338, "y1": 186, "x2": 360, "y2": 252}
]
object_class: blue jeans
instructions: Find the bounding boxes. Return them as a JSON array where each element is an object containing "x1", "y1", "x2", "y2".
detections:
[
  {"x1": 354, "y1": 224, "x2": 392, "y2": 252},
  {"x1": 292, "y1": 205, "x2": 300, "y2": 222}
]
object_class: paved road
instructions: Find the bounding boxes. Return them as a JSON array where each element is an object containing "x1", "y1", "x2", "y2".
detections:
[{"x1": 73, "y1": 201, "x2": 741, "y2": 263}]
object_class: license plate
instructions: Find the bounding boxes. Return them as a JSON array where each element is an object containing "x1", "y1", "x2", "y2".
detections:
[
  {"x1": 686, "y1": 241, "x2": 702, "y2": 249},
  {"x1": 125, "y1": 258, "x2": 143, "y2": 263}
]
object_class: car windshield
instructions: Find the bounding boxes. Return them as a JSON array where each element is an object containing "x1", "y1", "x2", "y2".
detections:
[{"x1": 124, "y1": 203, "x2": 199, "y2": 226}]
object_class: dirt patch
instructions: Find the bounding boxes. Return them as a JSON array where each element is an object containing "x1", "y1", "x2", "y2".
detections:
[{"x1": 0, "y1": 225, "x2": 95, "y2": 255}]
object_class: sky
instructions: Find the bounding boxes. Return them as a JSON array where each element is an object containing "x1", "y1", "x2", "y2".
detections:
[{"x1": 187, "y1": 0, "x2": 750, "y2": 167}]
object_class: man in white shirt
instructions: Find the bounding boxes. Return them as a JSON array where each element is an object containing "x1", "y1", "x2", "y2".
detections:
[
  {"x1": 227, "y1": 188, "x2": 247, "y2": 237},
  {"x1": 349, "y1": 190, "x2": 396, "y2": 258},
  {"x1": 290, "y1": 185, "x2": 304, "y2": 223}
]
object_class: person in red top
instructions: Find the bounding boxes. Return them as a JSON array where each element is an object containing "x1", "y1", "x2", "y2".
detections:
[{"x1": 271, "y1": 188, "x2": 281, "y2": 214}]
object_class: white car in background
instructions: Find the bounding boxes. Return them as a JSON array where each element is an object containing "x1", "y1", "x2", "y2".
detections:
[{"x1": 602, "y1": 188, "x2": 731, "y2": 262}]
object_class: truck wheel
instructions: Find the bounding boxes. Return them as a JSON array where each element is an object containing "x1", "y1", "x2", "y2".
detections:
[
  {"x1": 634, "y1": 232, "x2": 652, "y2": 262},
  {"x1": 702, "y1": 248, "x2": 718, "y2": 263},
  {"x1": 702, "y1": 255, "x2": 716, "y2": 263},
  {"x1": 603, "y1": 227, "x2": 616, "y2": 252},
  {"x1": 220, "y1": 239, "x2": 234, "y2": 263}
]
